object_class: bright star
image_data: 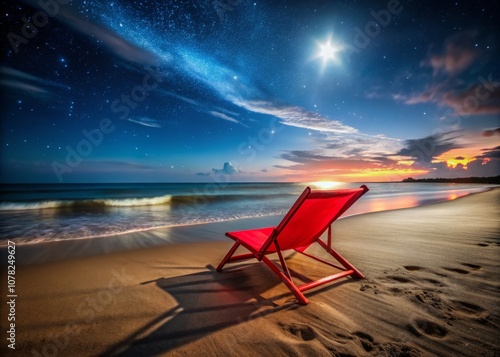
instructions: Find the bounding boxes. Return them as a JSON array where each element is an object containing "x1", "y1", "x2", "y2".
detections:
[
  {"x1": 314, "y1": 36, "x2": 342, "y2": 71},
  {"x1": 318, "y1": 41, "x2": 338, "y2": 61}
]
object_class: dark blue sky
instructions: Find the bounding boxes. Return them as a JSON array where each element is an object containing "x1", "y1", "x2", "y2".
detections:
[{"x1": 2, "y1": 0, "x2": 499, "y2": 183}]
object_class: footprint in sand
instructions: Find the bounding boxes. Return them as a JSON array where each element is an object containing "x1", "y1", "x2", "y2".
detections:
[
  {"x1": 423, "y1": 278, "x2": 446, "y2": 287},
  {"x1": 408, "y1": 318, "x2": 448, "y2": 339},
  {"x1": 403, "y1": 265, "x2": 424, "y2": 271},
  {"x1": 389, "y1": 276, "x2": 412, "y2": 283},
  {"x1": 461, "y1": 263, "x2": 481, "y2": 270},
  {"x1": 413, "y1": 290, "x2": 446, "y2": 310},
  {"x1": 443, "y1": 263, "x2": 482, "y2": 275},
  {"x1": 404, "y1": 265, "x2": 449, "y2": 278},
  {"x1": 389, "y1": 287, "x2": 404, "y2": 294},
  {"x1": 450, "y1": 300, "x2": 490, "y2": 322},
  {"x1": 360, "y1": 281, "x2": 380, "y2": 294},
  {"x1": 280, "y1": 323, "x2": 316, "y2": 341},
  {"x1": 442, "y1": 267, "x2": 470, "y2": 275},
  {"x1": 353, "y1": 331, "x2": 374, "y2": 352},
  {"x1": 376, "y1": 342, "x2": 421, "y2": 357}
]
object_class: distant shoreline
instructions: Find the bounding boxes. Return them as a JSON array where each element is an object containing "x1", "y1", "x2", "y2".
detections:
[{"x1": 401, "y1": 175, "x2": 500, "y2": 184}]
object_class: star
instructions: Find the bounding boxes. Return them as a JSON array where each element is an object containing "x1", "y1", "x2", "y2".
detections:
[
  {"x1": 318, "y1": 41, "x2": 339, "y2": 62},
  {"x1": 314, "y1": 36, "x2": 342, "y2": 71},
  {"x1": 318, "y1": 39, "x2": 340, "y2": 62}
]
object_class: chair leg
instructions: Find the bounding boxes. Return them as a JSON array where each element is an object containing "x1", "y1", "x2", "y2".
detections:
[
  {"x1": 216, "y1": 242, "x2": 240, "y2": 272},
  {"x1": 261, "y1": 256, "x2": 309, "y2": 305},
  {"x1": 317, "y1": 239, "x2": 364, "y2": 278},
  {"x1": 323, "y1": 227, "x2": 364, "y2": 279},
  {"x1": 328, "y1": 246, "x2": 364, "y2": 279}
]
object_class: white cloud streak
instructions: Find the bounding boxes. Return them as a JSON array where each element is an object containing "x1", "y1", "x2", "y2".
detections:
[
  {"x1": 0, "y1": 66, "x2": 68, "y2": 100},
  {"x1": 233, "y1": 99, "x2": 359, "y2": 134},
  {"x1": 208, "y1": 111, "x2": 247, "y2": 127},
  {"x1": 126, "y1": 117, "x2": 162, "y2": 128}
]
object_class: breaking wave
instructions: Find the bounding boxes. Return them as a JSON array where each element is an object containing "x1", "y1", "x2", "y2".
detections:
[
  {"x1": 0, "y1": 195, "x2": 173, "y2": 211},
  {"x1": 0, "y1": 192, "x2": 292, "y2": 211}
]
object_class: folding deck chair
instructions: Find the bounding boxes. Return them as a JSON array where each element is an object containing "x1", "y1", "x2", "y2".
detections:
[{"x1": 216, "y1": 185, "x2": 369, "y2": 305}]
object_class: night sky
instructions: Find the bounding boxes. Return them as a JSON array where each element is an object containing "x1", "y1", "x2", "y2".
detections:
[{"x1": 1, "y1": 0, "x2": 499, "y2": 183}]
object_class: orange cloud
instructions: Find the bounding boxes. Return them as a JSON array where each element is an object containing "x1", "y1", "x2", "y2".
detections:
[
  {"x1": 434, "y1": 144, "x2": 497, "y2": 168},
  {"x1": 275, "y1": 149, "x2": 432, "y2": 182},
  {"x1": 278, "y1": 165, "x2": 429, "y2": 183},
  {"x1": 335, "y1": 168, "x2": 429, "y2": 182}
]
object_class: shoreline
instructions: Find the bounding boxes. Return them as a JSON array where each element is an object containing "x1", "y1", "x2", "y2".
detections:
[
  {"x1": 0, "y1": 187, "x2": 496, "y2": 266},
  {"x1": 1, "y1": 184, "x2": 495, "y2": 248}
]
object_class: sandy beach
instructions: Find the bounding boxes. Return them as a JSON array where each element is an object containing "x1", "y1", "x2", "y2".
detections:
[{"x1": 1, "y1": 188, "x2": 499, "y2": 356}]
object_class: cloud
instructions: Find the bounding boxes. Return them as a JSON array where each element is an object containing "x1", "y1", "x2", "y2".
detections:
[
  {"x1": 391, "y1": 32, "x2": 500, "y2": 117},
  {"x1": 272, "y1": 131, "x2": 404, "y2": 179},
  {"x1": 92, "y1": 160, "x2": 155, "y2": 169},
  {"x1": 422, "y1": 32, "x2": 478, "y2": 76},
  {"x1": 394, "y1": 78, "x2": 500, "y2": 116},
  {"x1": 214, "y1": 106, "x2": 240, "y2": 117},
  {"x1": 63, "y1": 160, "x2": 157, "y2": 175},
  {"x1": 275, "y1": 150, "x2": 400, "y2": 173},
  {"x1": 212, "y1": 162, "x2": 239, "y2": 175},
  {"x1": 393, "y1": 132, "x2": 500, "y2": 178},
  {"x1": 425, "y1": 157, "x2": 499, "y2": 178},
  {"x1": 320, "y1": 132, "x2": 402, "y2": 158},
  {"x1": 280, "y1": 150, "x2": 329, "y2": 162},
  {"x1": 0, "y1": 66, "x2": 68, "y2": 100},
  {"x1": 161, "y1": 91, "x2": 200, "y2": 106},
  {"x1": 369, "y1": 156, "x2": 400, "y2": 166},
  {"x1": 1, "y1": 79, "x2": 52, "y2": 97},
  {"x1": 425, "y1": 46, "x2": 477, "y2": 76},
  {"x1": 441, "y1": 81, "x2": 500, "y2": 115},
  {"x1": 126, "y1": 117, "x2": 162, "y2": 128},
  {"x1": 476, "y1": 146, "x2": 500, "y2": 160},
  {"x1": 208, "y1": 111, "x2": 247, "y2": 127},
  {"x1": 483, "y1": 128, "x2": 500, "y2": 137},
  {"x1": 394, "y1": 83, "x2": 444, "y2": 105},
  {"x1": 465, "y1": 158, "x2": 500, "y2": 176},
  {"x1": 395, "y1": 133, "x2": 462, "y2": 163},
  {"x1": 233, "y1": 99, "x2": 358, "y2": 134},
  {"x1": 46, "y1": 3, "x2": 160, "y2": 65}
]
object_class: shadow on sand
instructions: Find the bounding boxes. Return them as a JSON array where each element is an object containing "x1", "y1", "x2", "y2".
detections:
[{"x1": 100, "y1": 262, "x2": 301, "y2": 356}]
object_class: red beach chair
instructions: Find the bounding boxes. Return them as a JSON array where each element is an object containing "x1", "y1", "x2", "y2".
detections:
[{"x1": 216, "y1": 185, "x2": 369, "y2": 305}]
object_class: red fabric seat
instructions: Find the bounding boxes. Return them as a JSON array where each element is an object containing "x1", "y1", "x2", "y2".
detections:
[
  {"x1": 216, "y1": 185, "x2": 369, "y2": 305},
  {"x1": 226, "y1": 227, "x2": 277, "y2": 254}
]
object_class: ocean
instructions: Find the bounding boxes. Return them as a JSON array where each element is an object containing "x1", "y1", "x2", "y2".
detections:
[{"x1": 0, "y1": 182, "x2": 493, "y2": 246}]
